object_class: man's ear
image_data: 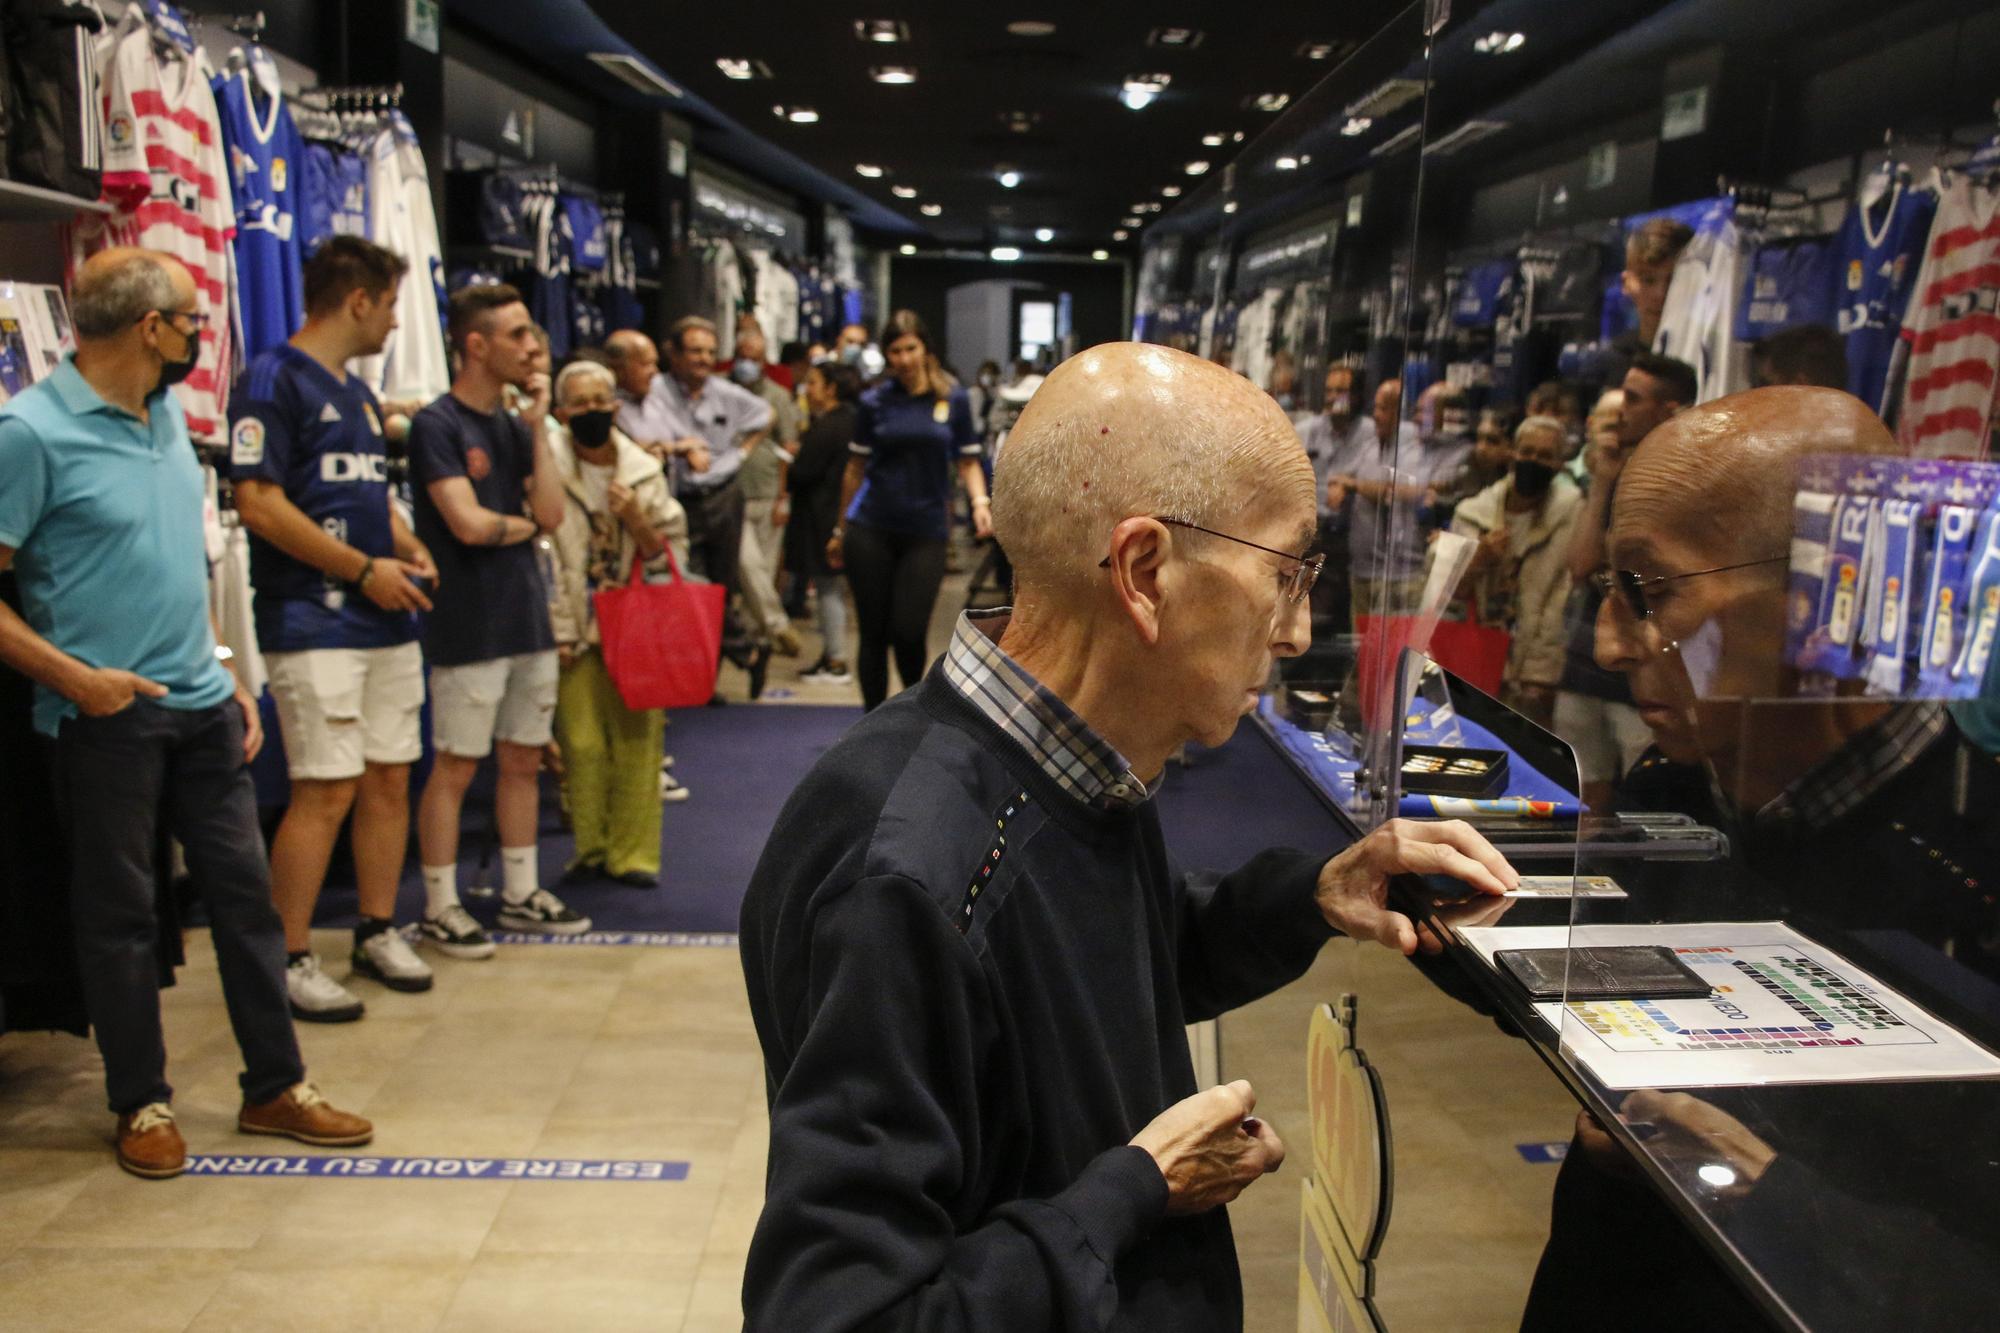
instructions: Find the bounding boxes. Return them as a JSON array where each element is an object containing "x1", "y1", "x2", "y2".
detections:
[{"x1": 1106, "y1": 517, "x2": 1171, "y2": 646}]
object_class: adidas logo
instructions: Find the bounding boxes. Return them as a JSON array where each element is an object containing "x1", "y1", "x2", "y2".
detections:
[{"x1": 319, "y1": 403, "x2": 342, "y2": 423}]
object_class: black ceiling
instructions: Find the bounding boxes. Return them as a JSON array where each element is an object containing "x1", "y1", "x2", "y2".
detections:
[{"x1": 588, "y1": 1, "x2": 1415, "y2": 252}]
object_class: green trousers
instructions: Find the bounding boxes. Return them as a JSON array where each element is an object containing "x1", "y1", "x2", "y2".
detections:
[{"x1": 555, "y1": 648, "x2": 664, "y2": 877}]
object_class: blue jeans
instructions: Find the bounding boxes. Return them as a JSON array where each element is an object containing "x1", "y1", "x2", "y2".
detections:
[{"x1": 53, "y1": 700, "x2": 303, "y2": 1114}]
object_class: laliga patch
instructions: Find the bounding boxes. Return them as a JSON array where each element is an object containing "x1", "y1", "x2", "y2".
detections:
[
  {"x1": 108, "y1": 114, "x2": 134, "y2": 147},
  {"x1": 231, "y1": 416, "x2": 265, "y2": 466}
]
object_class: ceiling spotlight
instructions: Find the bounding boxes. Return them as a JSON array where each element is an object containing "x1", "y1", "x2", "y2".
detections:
[
  {"x1": 855, "y1": 19, "x2": 908, "y2": 44},
  {"x1": 1161, "y1": 185, "x2": 1182, "y2": 198},
  {"x1": 1474, "y1": 30, "x2": 1527, "y2": 54},
  {"x1": 1121, "y1": 216, "x2": 1141, "y2": 227},
  {"x1": 1148, "y1": 26, "x2": 1203, "y2": 48},
  {"x1": 870, "y1": 65, "x2": 918, "y2": 84},
  {"x1": 1184, "y1": 160, "x2": 1210, "y2": 176},
  {"x1": 717, "y1": 58, "x2": 771, "y2": 80},
  {"x1": 920, "y1": 202, "x2": 943, "y2": 216},
  {"x1": 991, "y1": 246, "x2": 1022, "y2": 261},
  {"x1": 1298, "y1": 40, "x2": 1340, "y2": 61},
  {"x1": 899, "y1": 244, "x2": 916, "y2": 255},
  {"x1": 1092, "y1": 248, "x2": 1110, "y2": 260},
  {"x1": 1275, "y1": 155, "x2": 1300, "y2": 171},
  {"x1": 1200, "y1": 132, "x2": 1225, "y2": 147},
  {"x1": 1251, "y1": 92, "x2": 1291, "y2": 113},
  {"x1": 997, "y1": 169, "x2": 1022, "y2": 189},
  {"x1": 999, "y1": 110, "x2": 1040, "y2": 133},
  {"x1": 773, "y1": 105, "x2": 820, "y2": 123},
  {"x1": 1006, "y1": 19, "x2": 1056, "y2": 37},
  {"x1": 1119, "y1": 73, "x2": 1170, "y2": 111},
  {"x1": 1034, "y1": 227, "x2": 1054, "y2": 242},
  {"x1": 1341, "y1": 116, "x2": 1372, "y2": 137},
  {"x1": 1223, "y1": 201, "x2": 1239, "y2": 213},
  {"x1": 1231, "y1": 130, "x2": 1246, "y2": 142},
  {"x1": 891, "y1": 184, "x2": 918, "y2": 198},
  {"x1": 854, "y1": 163, "x2": 886, "y2": 178},
  {"x1": 1112, "y1": 229, "x2": 1129, "y2": 241}
]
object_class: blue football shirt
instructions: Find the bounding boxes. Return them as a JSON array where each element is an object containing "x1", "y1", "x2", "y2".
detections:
[
  {"x1": 228, "y1": 345, "x2": 416, "y2": 653},
  {"x1": 1833, "y1": 178, "x2": 1938, "y2": 412},
  {"x1": 212, "y1": 70, "x2": 307, "y2": 359},
  {"x1": 847, "y1": 381, "x2": 982, "y2": 541}
]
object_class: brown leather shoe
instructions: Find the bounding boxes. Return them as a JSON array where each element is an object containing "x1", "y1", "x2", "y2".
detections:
[
  {"x1": 116, "y1": 1103, "x2": 186, "y2": 1179},
  {"x1": 238, "y1": 1082, "x2": 373, "y2": 1147}
]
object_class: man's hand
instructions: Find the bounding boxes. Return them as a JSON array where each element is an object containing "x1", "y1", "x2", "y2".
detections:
[
  {"x1": 520, "y1": 372, "x2": 552, "y2": 424},
  {"x1": 1325, "y1": 477, "x2": 1350, "y2": 510},
  {"x1": 970, "y1": 497, "x2": 994, "y2": 540},
  {"x1": 69, "y1": 666, "x2": 168, "y2": 717},
  {"x1": 557, "y1": 643, "x2": 576, "y2": 669},
  {"x1": 825, "y1": 531, "x2": 845, "y2": 571},
  {"x1": 1466, "y1": 527, "x2": 1507, "y2": 572},
  {"x1": 403, "y1": 541, "x2": 439, "y2": 588},
  {"x1": 1588, "y1": 436, "x2": 1628, "y2": 484},
  {"x1": 672, "y1": 438, "x2": 713, "y2": 474},
  {"x1": 608, "y1": 481, "x2": 646, "y2": 530},
  {"x1": 772, "y1": 496, "x2": 792, "y2": 528},
  {"x1": 1131, "y1": 1080, "x2": 1285, "y2": 1216},
  {"x1": 360, "y1": 558, "x2": 435, "y2": 613},
  {"x1": 234, "y1": 684, "x2": 263, "y2": 762},
  {"x1": 1315, "y1": 818, "x2": 1519, "y2": 955}
]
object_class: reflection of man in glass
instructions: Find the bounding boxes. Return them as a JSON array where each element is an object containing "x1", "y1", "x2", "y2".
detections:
[{"x1": 1523, "y1": 386, "x2": 2000, "y2": 1329}]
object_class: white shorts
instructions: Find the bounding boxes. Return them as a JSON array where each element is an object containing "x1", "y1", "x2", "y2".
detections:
[
  {"x1": 265, "y1": 642, "x2": 425, "y2": 781},
  {"x1": 1553, "y1": 690, "x2": 1653, "y2": 788},
  {"x1": 430, "y1": 651, "x2": 559, "y2": 758}
]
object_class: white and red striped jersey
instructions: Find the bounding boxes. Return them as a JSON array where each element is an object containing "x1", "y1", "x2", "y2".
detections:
[
  {"x1": 71, "y1": 11, "x2": 236, "y2": 443},
  {"x1": 1896, "y1": 172, "x2": 2000, "y2": 460}
]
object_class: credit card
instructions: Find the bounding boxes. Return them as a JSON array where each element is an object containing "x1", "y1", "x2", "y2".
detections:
[{"x1": 1504, "y1": 875, "x2": 1628, "y2": 899}]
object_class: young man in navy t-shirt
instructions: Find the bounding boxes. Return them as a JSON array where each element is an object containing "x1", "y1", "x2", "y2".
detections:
[
  {"x1": 232, "y1": 237, "x2": 438, "y2": 1022},
  {"x1": 409, "y1": 284, "x2": 589, "y2": 949}
]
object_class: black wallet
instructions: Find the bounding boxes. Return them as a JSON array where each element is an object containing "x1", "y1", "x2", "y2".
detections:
[{"x1": 1495, "y1": 946, "x2": 1713, "y2": 1001}]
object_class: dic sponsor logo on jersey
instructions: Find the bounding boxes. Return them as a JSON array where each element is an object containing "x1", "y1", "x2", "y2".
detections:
[
  {"x1": 232, "y1": 417, "x2": 266, "y2": 466},
  {"x1": 465, "y1": 447, "x2": 492, "y2": 480},
  {"x1": 320, "y1": 452, "x2": 389, "y2": 483}
]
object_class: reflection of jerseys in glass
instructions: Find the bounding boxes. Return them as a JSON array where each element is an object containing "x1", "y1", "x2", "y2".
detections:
[
  {"x1": 1895, "y1": 174, "x2": 2000, "y2": 459},
  {"x1": 212, "y1": 70, "x2": 307, "y2": 359},
  {"x1": 1736, "y1": 239, "x2": 1837, "y2": 342},
  {"x1": 1452, "y1": 261, "x2": 1513, "y2": 328},
  {"x1": 1832, "y1": 176, "x2": 1937, "y2": 414}
]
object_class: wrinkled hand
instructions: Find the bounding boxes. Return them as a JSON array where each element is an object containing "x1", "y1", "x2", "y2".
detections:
[
  {"x1": 1315, "y1": 818, "x2": 1519, "y2": 955},
  {"x1": 1131, "y1": 1080, "x2": 1286, "y2": 1216},
  {"x1": 608, "y1": 481, "x2": 645, "y2": 528},
  {"x1": 361, "y1": 558, "x2": 435, "y2": 613},
  {"x1": 70, "y1": 665, "x2": 168, "y2": 717},
  {"x1": 234, "y1": 684, "x2": 263, "y2": 762}
]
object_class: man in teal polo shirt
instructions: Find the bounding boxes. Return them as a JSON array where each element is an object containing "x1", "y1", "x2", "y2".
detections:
[{"x1": 0, "y1": 249, "x2": 371, "y2": 1179}]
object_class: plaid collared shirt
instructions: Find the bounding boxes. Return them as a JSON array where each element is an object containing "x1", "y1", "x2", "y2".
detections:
[
  {"x1": 1756, "y1": 701, "x2": 1950, "y2": 833},
  {"x1": 941, "y1": 612, "x2": 1151, "y2": 812}
]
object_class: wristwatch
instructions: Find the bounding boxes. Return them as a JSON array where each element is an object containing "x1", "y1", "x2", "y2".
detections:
[{"x1": 354, "y1": 558, "x2": 377, "y2": 590}]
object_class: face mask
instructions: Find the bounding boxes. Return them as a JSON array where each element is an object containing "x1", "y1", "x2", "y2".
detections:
[
  {"x1": 1327, "y1": 393, "x2": 1351, "y2": 417},
  {"x1": 1440, "y1": 412, "x2": 1471, "y2": 438},
  {"x1": 154, "y1": 321, "x2": 199, "y2": 394},
  {"x1": 839, "y1": 343, "x2": 864, "y2": 366},
  {"x1": 1512, "y1": 458, "x2": 1556, "y2": 498},
  {"x1": 569, "y1": 409, "x2": 614, "y2": 448},
  {"x1": 731, "y1": 357, "x2": 762, "y2": 385}
]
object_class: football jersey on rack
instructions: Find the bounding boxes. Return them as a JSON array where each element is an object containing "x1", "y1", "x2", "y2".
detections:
[
  {"x1": 212, "y1": 67, "x2": 306, "y2": 359},
  {"x1": 1735, "y1": 238, "x2": 1837, "y2": 343},
  {"x1": 298, "y1": 141, "x2": 369, "y2": 251},
  {"x1": 79, "y1": 8, "x2": 236, "y2": 442},
  {"x1": 1895, "y1": 173, "x2": 2000, "y2": 459},
  {"x1": 348, "y1": 114, "x2": 448, "y2": 402},
  {"x1": 1833, "y1": 173, "x2": 1937, "y2": 415}
]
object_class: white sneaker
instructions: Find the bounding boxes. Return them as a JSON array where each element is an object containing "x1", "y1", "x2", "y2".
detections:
[
  {"x1": 418, "y1": 904, "x2": 497, "y2": 960},
  {"x1": 350, "y1": 929, "x2": 434, "y2": 993},
  {"x1": 661, "y1": 772, "x2": 691, "y2": 802},
  {"x1": 286, "y1": 954, "x2": 364, "y2": 1023}
]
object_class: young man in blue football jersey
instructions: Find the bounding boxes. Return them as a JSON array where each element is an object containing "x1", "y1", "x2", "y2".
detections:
[{"x1": 232, "y1": 237, "x2": 441, "y2": 1022}]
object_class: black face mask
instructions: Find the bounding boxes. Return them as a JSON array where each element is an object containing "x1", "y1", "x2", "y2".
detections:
[
  {"x1": 1513, "y1": 458, "x2": 1556, "y2": 498},
  {"x1": 569, "y1": 409, "x2": 615, "y2": 448},
  {"x1": 154, "y1": 322, "x2": 199, "y2": 395}
]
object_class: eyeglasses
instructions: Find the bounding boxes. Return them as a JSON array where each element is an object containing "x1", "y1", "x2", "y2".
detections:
[
  {"x1": 1590, "y1": 555, "x2": 1789, "y2": 620},
  {"x1": 148, "y1": 309, "x2": 211, "y2": 332},
  {"x1": 1099, "y1": 516, "x2": 1324, "y2": 604}
]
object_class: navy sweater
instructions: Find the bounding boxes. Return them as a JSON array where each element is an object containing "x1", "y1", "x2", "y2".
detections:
[{"x1": 739, "y1": 667, "x2": 1339, "y2": 1330}]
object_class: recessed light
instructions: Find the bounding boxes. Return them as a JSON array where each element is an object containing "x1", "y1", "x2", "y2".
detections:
[
  {"x1": 1250, "y1": 92, "x2": 1291, "y2": 113},
  {"x1": 1231, "y1": 130, "x2": 1245, "y2": 142},
  {"x1": 991, "y1": 246, "x2": 1022, "y2": 261},
  {"x1": 854, "y1": 19, "x2": 908, "y2": 44},
  {"x1": 1184, "y1": 160, "x2": 1210, "y2": 176},
  {"x1": 717, "y1": 58, "x2": 771, "y2": 80},
  {"x1": 870, "y1": 65, "x2": 918, "y2": 84},
  {"x1": 1161, "y1": 185, "x2": 1182, "y2": 198},
  {"x1": 1120, "y1": 216, "x2": 1141, "y2": 227},
  {"x1": 999, "y1": 110, "x2": 1041, "y2": 133},
  {"x1": 1341, "y1": 116, "x2": 1372, "y2": 137},
  {"x1": 1148, "y1": 26, "x2": 1203, "y2": 48},
  {"x1": 899, "y1": 244, "x2": 916, "y2": 255},
  {"x1": 854, "y1": 163, "x2": 886, "y2": 178},
  {"x1": 891, "y1": 184, "x2": 918, "y2": 198},
  {"x1": 1006, "y1": 19, "x2": 1056, "y2": 37},
  {"x1": 773, "y1": 105, "x2": 820, "y2": 124},
  {"x1": 920, "y1": 203, "x2": 943, "y2": 216},
  {"x1": 1474, "y1": 31, "x2": 1527, "y2": 55},
  {"x1": 1223, "y1": 200, "x2": 1239, "y2": 214},
  {"x1": 1119, "y1": 74, "x2": 1170, "y2": 111},
  {"x1": 1092, "y1": 248, "x2": 1110, "y2": 260},
  {"x1": 1112, "y1": 229, "x2": 1129, "y2": 241},
  {"x1": 1034, "y1": 227, "x2": 1054, "y2": 242},
  {"x1": 1298, "y1": 40, "x2": 1349, "y2": 61},
  {"x1": 1200, "y1": 132, "x2": 1225, "y2": 147},
  {"x1": 1275, "y1": 156, "x2": 1300, "y2": 171},
  {"x1": 997, "y1": 169, "x2": 1022, "y2": 189}
]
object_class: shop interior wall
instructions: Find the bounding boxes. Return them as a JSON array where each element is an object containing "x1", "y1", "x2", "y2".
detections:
[{"x1": 887, "y1": 256, "x2": 1127, "y2": 373}]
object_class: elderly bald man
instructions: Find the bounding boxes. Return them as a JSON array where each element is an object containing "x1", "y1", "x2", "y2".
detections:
[
  {"x1": 1523, "y1": 386, "x2": 2000, "y2": 1330},
  {"x1": 739, "y1": 343, "x2": 1519, "y2": 1331},
  {"x1": 0, "y1": 249, "x2": 371, "y2": 1179}
]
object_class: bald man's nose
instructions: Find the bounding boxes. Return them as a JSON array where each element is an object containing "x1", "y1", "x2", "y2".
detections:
[
  {"x1": 1271, "y1": 592, "x2": 1311, "y2": 659},
  {"x1": 1593, "y1": 596, "x2": 1639, "y2": 674}
]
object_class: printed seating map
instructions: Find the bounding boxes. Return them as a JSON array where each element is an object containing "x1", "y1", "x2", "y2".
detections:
[{"x1": 1456, "y1": 922, "x2": 2000, "y2": 1089}]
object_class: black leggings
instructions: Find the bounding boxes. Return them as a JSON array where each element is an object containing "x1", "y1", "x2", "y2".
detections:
[{"x1": 843, "y1": 523, "x2": 949, "y2": 710}]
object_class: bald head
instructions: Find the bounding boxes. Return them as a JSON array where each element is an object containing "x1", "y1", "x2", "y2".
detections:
[
  {"x1": 71, "y1": 248, "x2": 192, "y2": 341},
  {"x1": 1613, "y1": 387, "x2": 1896, "y2": 567},
  {"x1": 990, "y1": 342, "x2": 1315, "y2": 595},
  {"x1": 604, "y1": 329, "x2": 658, "y2": 397}
]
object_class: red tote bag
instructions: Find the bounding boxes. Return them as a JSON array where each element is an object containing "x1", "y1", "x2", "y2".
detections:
[{"x1": 592, "y1": 545, "x2": 728, "y2": 710}]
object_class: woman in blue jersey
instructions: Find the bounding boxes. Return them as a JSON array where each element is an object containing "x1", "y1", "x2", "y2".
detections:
[{"x1": 827, "y1": 311, "x2": 992, "y2": 710}]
